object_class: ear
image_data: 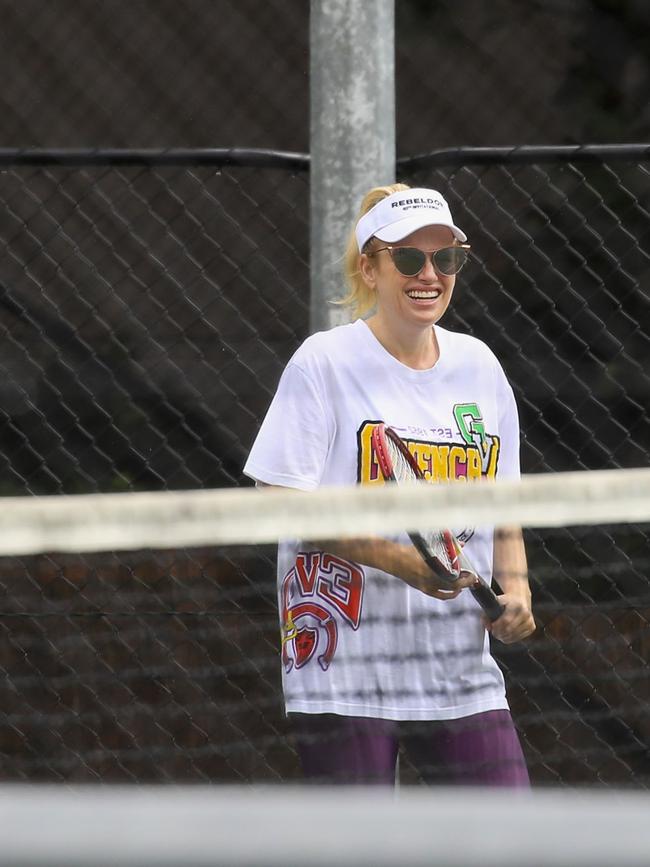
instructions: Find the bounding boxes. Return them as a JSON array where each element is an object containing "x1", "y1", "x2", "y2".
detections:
[{"x1": 359, "y1": 253, "x2": 377, "y2": 289}]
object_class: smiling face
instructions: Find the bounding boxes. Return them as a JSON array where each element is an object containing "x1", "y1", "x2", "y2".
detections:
[{"x1": 360, "y1": 225, "x2": 457, "y2": 334}]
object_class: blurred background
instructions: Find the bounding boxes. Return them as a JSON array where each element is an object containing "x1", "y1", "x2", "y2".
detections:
[{"x1": 0, "y1": 0, "x2": 648, "y2": 788}]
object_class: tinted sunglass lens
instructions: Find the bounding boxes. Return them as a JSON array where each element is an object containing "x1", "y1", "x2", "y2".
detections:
[
  {"x1": 434, "y1": 247, "x2": 468, "y2": 275},
  {"x1": 392, "y1": 248, "x2": 426, "y2": 276}
]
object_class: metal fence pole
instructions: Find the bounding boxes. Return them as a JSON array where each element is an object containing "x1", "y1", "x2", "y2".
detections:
[{"x1": 309, "y1": 0, "x2": 395, "y2": 333}]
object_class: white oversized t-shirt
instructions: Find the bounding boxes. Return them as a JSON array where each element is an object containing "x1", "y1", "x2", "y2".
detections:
[{"x1": 244, "y1": 319, "x2": 520, "y2": 721}]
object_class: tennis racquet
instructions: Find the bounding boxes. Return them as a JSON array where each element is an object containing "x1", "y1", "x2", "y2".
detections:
[{"x1": 371, "y1": 423, "x2": 504, "y2": 621}]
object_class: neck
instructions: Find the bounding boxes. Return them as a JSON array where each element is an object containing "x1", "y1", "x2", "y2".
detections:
[{"x1": 365, "y1": 315, "x2": 440, "y2": 369}]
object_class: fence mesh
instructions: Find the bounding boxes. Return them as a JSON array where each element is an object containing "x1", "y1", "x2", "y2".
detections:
[
  {"x1": 400, "y1": 150, "x2": 650, "y2": 476},
  {"x1": 1, "y1": 2, "x2": 648, "y2": 151},
  {"x1": 0, "y1": 161, "x2": 309, "y2": 494},
  {"x1": 403, "y1": 148, "x2": 650, "y2": 785},
  {"x1": 0, "y1": 149, "x2": 648, "y2": 785}
]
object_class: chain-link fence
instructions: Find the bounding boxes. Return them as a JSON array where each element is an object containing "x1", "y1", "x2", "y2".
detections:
[
  {"x1": 1, "y1": 2, "x2": 648, "y2": 151},
  {"x1": 0, "y1": 146, "x2": 648, "y2": 785},
  {"x1": 0, "y1": 153, "x2": 309, "y2": 495},
  {"x1": 399, "y1": 145, "x2": 650, "y2": 786}
]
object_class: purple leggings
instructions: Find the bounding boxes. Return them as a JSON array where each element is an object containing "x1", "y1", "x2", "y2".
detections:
[{"x1": 289, "y1": 710, "x2": 530, "y2": 787}]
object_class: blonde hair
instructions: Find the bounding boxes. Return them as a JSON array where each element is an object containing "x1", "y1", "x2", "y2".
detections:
[{"x1": 338, "y1": 182, "x2": 412, "y2": 319}]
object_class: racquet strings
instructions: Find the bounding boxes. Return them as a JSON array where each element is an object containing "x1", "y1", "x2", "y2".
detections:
[
  {"x1": 384, "y1": 435, "x2": 459, "y2": 577},
  {"x1": 384, "y1": 435, "x2": 418, "y2": 485}
]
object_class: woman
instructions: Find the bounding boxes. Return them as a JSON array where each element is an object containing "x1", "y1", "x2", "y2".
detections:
[{"x1": 244, "y1": 184, "x2": 535, "y2": 786}]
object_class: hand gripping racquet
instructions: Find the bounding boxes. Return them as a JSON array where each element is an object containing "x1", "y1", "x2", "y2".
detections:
[{"x1": 371, "y1": 423, "x2": 504, "y2": 621}]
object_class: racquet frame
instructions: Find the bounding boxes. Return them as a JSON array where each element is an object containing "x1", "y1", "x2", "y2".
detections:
[{"x1": 371, "y1": 423, "x2": 504, "y2": 622}]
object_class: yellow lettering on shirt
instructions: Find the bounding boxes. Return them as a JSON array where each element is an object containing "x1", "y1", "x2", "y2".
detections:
[{"x1": 357, "y1": 422, "x2": 500, "y2": 485}]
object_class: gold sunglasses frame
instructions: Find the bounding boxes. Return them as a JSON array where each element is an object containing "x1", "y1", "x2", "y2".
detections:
[{"x1": 367, "y1": 244, "x2": 471, "y2": 277}]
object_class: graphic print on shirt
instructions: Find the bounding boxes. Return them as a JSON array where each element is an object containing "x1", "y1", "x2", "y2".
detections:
[
  {"x1": 356, "y1": 409, "x2": 500, "y2": 544},
  {"x1": 452, "y1": 403, "x2": 496, "y2": 476},
  {"x1": 280, "y1": 552, "x2": 364, "y2": 673},
  {"x1": 356, "y1": 408, "x2": 500, "y2": 485}
]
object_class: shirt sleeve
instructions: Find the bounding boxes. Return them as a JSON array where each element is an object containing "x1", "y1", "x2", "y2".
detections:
[
  {"x1": 243, "y1": 361, "x2": 331, "y2": 491},
  {"x1": 495, "y1": 365, "x2": 521, "y2": 481}
]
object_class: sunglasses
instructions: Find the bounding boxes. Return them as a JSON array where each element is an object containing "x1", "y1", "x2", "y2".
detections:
[{"x1": 368, "y1": 244, "x2": 471, "y2": 277}]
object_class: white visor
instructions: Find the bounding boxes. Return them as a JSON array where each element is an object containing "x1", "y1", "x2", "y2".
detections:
[{"x1": 355, "y1": 188, "x2": 467, "y2": 252}]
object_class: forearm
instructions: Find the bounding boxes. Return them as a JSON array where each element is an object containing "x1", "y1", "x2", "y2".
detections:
[
  {"x1": 307, "y1": 536, "x2": 469, "y2": 599},
  {"x1": 489, "y1": 525, "x2": 535, "y2": 643},
  {"x1": 493, "y1": 525, "x2": 531, "y2": 601},
  {"x1": 309, "y1": 536, "x2": 413, "y2": 578},
  {"x1": 255, "y1": 486, "x2": 401, "y2": 574},
  {"x1": 255, "y1": 484, "x2": 471, "y2": 599}
]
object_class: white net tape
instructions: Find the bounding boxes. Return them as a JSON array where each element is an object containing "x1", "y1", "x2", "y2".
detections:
[
  {"x1": 0, "y1": 467, "x2": 649, "y2": 555},
  {"x1": 2, "y1": 784, "x2": 650, "y2": 867}
]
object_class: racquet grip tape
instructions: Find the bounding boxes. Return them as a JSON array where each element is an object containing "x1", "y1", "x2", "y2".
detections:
[{"x1": 470, "y1": 580, "x2": 505, "y2": 622}]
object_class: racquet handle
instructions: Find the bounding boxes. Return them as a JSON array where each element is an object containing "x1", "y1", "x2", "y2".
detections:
[{"x1": 470, "y1": 579, "x2": 505, "y2": 622}]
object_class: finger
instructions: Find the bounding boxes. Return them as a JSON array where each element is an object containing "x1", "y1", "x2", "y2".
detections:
[
  {"x1": 493, "y1": 618, "x2": 536, "y2": 643},
  {"x1": 411, "y1": 575, "x2": 457, "y2": 598},
  {"x1": 426, "y1": 586, "x2": 462, "y2": 600},
  {"x1": 457, "y1": 569, "x2": 480, "y2": 589}
]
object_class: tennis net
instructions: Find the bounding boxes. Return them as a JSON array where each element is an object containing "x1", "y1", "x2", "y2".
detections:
[{"x1": 1, "y1": 468, "x2": 650, "y2": 789}]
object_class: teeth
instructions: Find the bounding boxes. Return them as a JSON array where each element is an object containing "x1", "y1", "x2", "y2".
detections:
[{"x1": 408, "y1": 290, "x2": 439, "y2": 299}]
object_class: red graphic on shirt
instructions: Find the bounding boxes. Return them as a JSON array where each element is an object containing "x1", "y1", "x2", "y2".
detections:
[
  {"x1": 294, "y1": 626, "x2": 318, "y2": 668},
  {"x1": 282, "y1": 602, "x2": 338, "y2": 671},
  {"x1": 281, "y1": 552, "x2": 364, "y2": 673}
]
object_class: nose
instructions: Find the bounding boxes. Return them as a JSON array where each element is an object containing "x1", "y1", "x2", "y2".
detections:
[{"x1": 418, "y1": 253, "x2": 438, "y2": 282}]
